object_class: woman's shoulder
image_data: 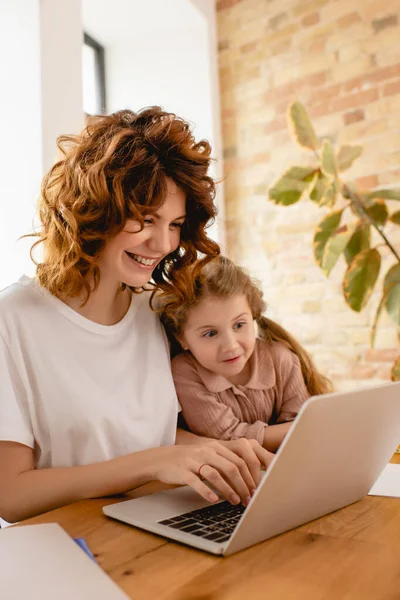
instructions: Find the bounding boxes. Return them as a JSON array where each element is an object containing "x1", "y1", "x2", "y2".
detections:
[{"x1": 0, "y1": 276, "x2": 39, "y2": 312}]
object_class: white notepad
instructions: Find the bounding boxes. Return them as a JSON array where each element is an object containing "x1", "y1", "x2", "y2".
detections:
[
  {"x1": 369, "y1": 464, "x2": 400, "y2": 497},
  {"x1": 0, "y1": 523, "x2": 130, "y2": 600}
]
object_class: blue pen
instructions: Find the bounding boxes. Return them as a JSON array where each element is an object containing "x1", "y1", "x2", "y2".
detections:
[{"x1": 73, "y1": 537, "x2": 98, "y2": 563}]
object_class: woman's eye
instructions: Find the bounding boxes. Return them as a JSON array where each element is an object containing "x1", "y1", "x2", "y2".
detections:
[
  {"x1": 143, "y1": 219, "x2": 153, "y2": 225},
  {"x1": 170, "y1": 222, "x2": 184, "y2": 229},
  {"x1": 234, "y1": 321, "x2": 246, "y2": 330}
]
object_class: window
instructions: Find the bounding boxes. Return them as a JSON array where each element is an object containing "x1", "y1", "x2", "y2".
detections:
[{"x1": 82, "y1": 33, "x2": 106, "y2": 115}]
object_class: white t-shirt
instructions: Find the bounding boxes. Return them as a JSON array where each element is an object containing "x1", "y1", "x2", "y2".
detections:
[{"x1": 0, "y1": 276, "x2": 179, "y2": 469}]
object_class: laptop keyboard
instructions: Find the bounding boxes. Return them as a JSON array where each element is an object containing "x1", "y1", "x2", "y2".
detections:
[{"x1": 158, "y1": 500, "x2": 246, "y2": 543}]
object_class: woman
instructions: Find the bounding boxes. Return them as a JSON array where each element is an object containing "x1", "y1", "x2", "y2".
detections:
[{"x1": 0, "y1": 107, "x2": 271, "y2": 523}]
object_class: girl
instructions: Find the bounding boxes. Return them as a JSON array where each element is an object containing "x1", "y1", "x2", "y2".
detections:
[
  {"x1": 0, "y1": 108, "x2": 271, "y2": 523},
  {"x1": 161, "y1": 256, "x2": 332, "y2": 453}
]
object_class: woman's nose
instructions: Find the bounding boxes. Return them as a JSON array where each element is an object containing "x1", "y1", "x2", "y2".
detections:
[{"x1": 147, "y1": 226, "x2": 173, "y2": 256}]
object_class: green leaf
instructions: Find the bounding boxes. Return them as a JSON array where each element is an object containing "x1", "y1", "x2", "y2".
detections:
[
  {"x1": 321, "y1": 223, "x2": 357, "y2": 276},
  {"x1": 321, "y1": 139, "x2": 337, "y2": 178},
  {"x1": 390, "y1": 210, "x2": 400, "y2": 225},
  {"x1": 268, "y1": 166, "x2": 317, "y2": 206},
  {"x1": 383, "y1": 263, "x2": 400, "y2": 325},
  {"x1": 313, "y1": 210, "x2": 343, "y2": 267},
  {"x1": 364, "y1": 198, "x2": 389, "y2": 226},
  {"x1": 320, "y1": 178, "x2": 338, "y2": 208},
  {"x1": 343, "y1": 248, "x2": 381, "y2": 312},
  {"x1": 344, "y1": 223, "x2": 370, "y2": 265},
  {"x1": 288, "y1": 101, "x2": 319, "y2": 151},
  {"x1": 337, "y1": 145, "x2": 363, "y2": 172},
  {"x1": 391, "y1": 356, "x2": 400, "y2": 382},
  {"x1": 309, "y1": 172, "x2": 331, "y2": 204},
  {"x1": 370, "y1": 292, "x2": 388, "y2": 348},
  {"x1": 367, "y1": 188, "x2": 400, "y2": 201}
]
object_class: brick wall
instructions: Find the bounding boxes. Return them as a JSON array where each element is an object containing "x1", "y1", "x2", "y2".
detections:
[{"x1": 217, "y1": 0, "x2": 400, "y2": 390}]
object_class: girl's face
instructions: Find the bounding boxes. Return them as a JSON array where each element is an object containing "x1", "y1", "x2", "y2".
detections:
[
  {"x1": 179, "y1": 294, "x2": 256, "y2": 384},
  {"x1": 98, "y1": 177, "x2": 186, "y2": 288}
]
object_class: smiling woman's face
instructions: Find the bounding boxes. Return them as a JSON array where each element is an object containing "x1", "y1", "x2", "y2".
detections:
[{"x1": 97, "y1": 177, "x2": 186, "y2": 288}]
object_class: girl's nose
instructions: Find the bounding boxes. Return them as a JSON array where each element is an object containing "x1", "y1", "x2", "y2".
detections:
[{"x1": 221, "y1": 331, "x2": 239, "y2": 353}]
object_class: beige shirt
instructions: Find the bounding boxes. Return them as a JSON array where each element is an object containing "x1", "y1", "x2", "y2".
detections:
[{"x1": 171, "y1": 339, "x2": 310, "y2": 445}]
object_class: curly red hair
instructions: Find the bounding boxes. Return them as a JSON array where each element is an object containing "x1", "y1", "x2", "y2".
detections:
[{"x1": 30, "y1": 107, "x2": 220, "y2": 300}]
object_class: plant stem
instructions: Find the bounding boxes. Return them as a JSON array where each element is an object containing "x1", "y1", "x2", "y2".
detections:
[{"x1": 342, "y1": 183, "x2": 400, "y2": 263}]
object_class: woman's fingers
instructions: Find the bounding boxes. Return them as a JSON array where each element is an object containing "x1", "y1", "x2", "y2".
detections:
[
  {"x1": 210, "y1": 443, "x2": 257, "y2": 492},
  {"x1": 197, "y1": 453, "x2": 254, "y2": 505},
  {"x1": 185, "y1": 472, "x2": 220, "y2": 504},
  {"x1": 224, "y1": 439, "x2": 263, "y2": 487}
]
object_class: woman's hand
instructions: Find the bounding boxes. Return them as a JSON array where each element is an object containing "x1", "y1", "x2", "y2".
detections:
[
  {"x1": 148, "y1": 439, "x2": 274, "y2": 506},
  {"x1": 217, "y1": 438, "x2": 275, "y2": 486}
]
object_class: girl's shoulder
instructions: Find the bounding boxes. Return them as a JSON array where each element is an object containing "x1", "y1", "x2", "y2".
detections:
[
  {"x1": 257, "y1": 338, "x2": 299, "y2": 370},
  {"x1": 171, "y1": 351, "x2": 202, "y2": 380}
]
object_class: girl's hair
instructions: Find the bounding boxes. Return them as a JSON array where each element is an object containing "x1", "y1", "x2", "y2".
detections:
[
  {"x1": 29, "y1": 107, "x2": 220, "y2": 301},
  {"x1": 161, "y1": 256, "x2": 332, "y2": 396}
]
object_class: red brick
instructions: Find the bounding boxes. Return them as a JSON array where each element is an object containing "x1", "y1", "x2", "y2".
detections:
[
  {"x1": 309, "y1": 38, "x2": 326, "y2": 54},
  {"x1": 302, "y1": 12, "x2": 320, "y2": 27},
  {"x1": 350, "y1": 364, "x2": 377, "y2": 379},
  {"x1": 344, "y1": 63, "x2": 400, "y2": 93},
  {"x1": 265, "y1": 71, "x2": 327, "y2": 103},
  {"x1": 218, "y1": 40, "x2": 230, "y2": 52},
  {"x1": 343, "y1": 109, "x2": 365, "y2": 125},
  {"x1": 379, "y1": 169, "x2": 400, "y2": 185},
  {"x1": 302, "y1": 71, "x2": 328, "y2": 87},
  {"x1": 355, "y1": 174, "x2": 379, "y2": 188},
  {"x1": 310, "y1": 83, "x2": 341, "y2": 104},
  {"x1": 365, "y1": 348, "x2": 399, "y2": 362},
  {"x1": 383, "y1": 80, "x2": 400, "y2": 97},
  {"x1": 216, "y1": 0, "x2": 241, "y2": 11},
  {"x1": 331, "y1": 88, "x2": 379, "y2": 112},
  {"x1": 241, "y1": 40, "x2": 259, "y2": 53},
  {"x1": 372, "y1": 14, "x2": 398, "y2": 34},
  {"x1": 264, "y1": 117, "x2": 287, "y2": 134},
  {"x1": 376, "y1": 365, "x2": 393, "y2": 380},
  {"x1": 309, "y1": 102, "x2": 331, "y2": 119},
  {"x1": 337, "y1": 12, "x2": 362, "y2": 28},
  {"x1": 221, "y1": 107, "x2": 236, "y2": 120}
]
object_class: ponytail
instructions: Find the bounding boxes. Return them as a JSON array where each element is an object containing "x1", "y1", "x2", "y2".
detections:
[{"x1": 257, "y1": 316, "x2": 333, "y2": 396}]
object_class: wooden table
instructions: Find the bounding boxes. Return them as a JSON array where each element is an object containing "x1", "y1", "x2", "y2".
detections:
[{"x1": 20, "y1": 454, "x2": 400, "y2": 600}]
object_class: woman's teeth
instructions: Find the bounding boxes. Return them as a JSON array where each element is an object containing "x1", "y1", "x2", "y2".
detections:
[{"x1": 127, "y1": 252, "x2": 157, "y2": 267}]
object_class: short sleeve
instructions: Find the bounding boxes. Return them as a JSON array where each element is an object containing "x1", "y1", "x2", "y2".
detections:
[{"x1": 0, "y1": 334, "x2": 34, "y2": 447}]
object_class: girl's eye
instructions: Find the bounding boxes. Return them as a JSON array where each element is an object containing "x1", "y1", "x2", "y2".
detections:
[
  {"x1": 234, "y1": 321, "x2": 246, "y2": 330},
  {"x1": 202, "y1": 330, "x2": 217, "y2": 338},
  {"x1": 170, "y1": 221, "x2": 184, "y2": 229},
  {"x1": 143, "y1": 218, "x2": 153, "y2": 225}
]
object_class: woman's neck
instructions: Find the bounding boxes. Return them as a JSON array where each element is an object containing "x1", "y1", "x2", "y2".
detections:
[{"x1": 61, "y1": 277, "x2": 132, "y2": 326}]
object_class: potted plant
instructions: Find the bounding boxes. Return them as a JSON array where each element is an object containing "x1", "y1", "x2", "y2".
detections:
[{"x1": 268, "y1": 101, "x2": 400, "y2": 380}]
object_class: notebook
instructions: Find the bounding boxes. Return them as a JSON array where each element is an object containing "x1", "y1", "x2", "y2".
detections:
[
  {"x1": 0, "y1": 523, "x2": 129, "y2": 600},
  {"x1": 369, "y1": 463, "x2": 400, "y2": 497}
]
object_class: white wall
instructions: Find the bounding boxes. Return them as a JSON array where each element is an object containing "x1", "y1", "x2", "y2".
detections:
[
  {"x1": 0, "y1": 1, "x2": 42, "y2": 288},
  {"x1": 0, "y1": 0, "x2": 83, "y2": 290},
  {"x1": 83, "y1": 0, "x2": 225, "y2": 245}
]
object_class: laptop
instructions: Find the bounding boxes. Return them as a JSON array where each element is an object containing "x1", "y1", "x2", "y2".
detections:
[{"x1": 103, "y1": 382, "x2": 400, "y2": 556}]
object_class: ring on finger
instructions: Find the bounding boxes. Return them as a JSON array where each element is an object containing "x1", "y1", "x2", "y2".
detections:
[{"x1": 197, "y1": 463, "x2": 208, "y2": 478}]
